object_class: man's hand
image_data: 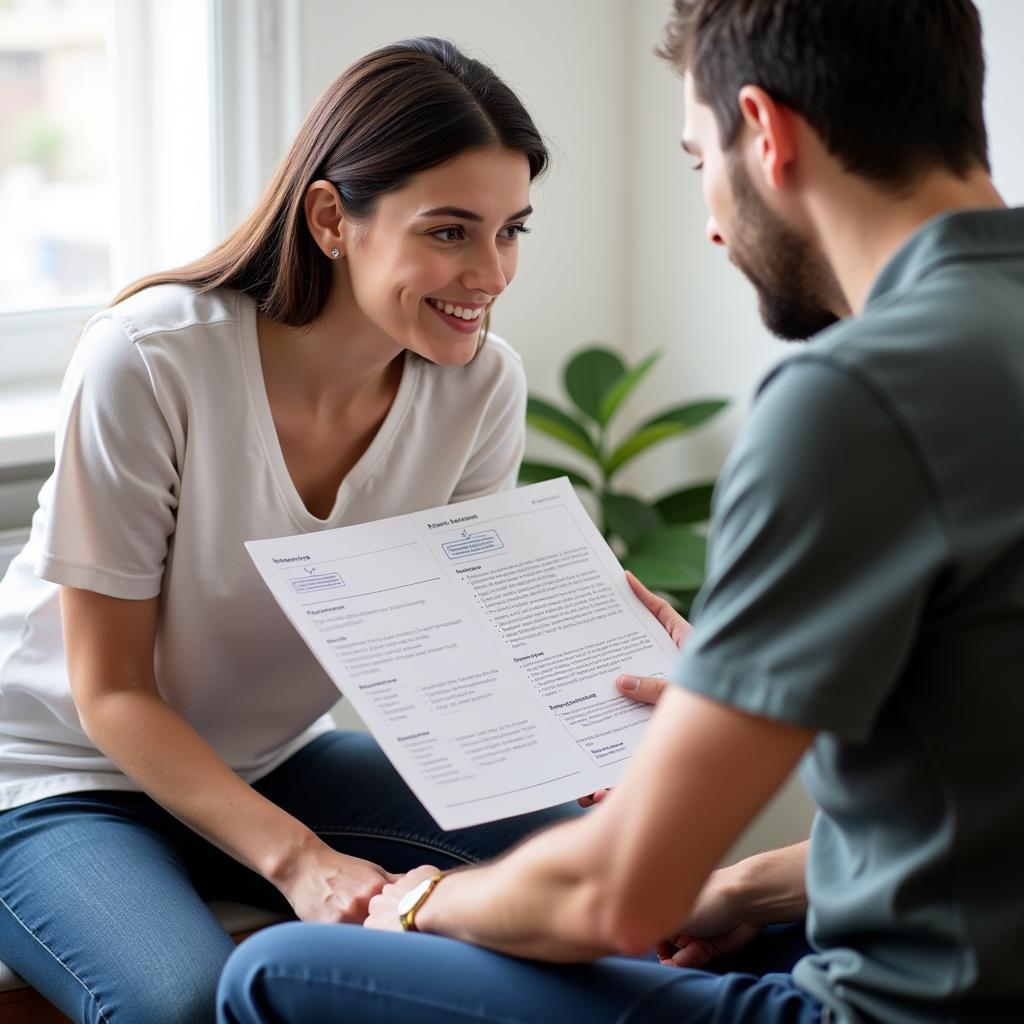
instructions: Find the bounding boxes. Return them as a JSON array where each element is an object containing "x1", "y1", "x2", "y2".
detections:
[
  {"x1": 656, "y1": 842, "x2": 811, "y2": 968},
  {"x1": 364, "y1": 864, "x2": 442, "y2": 932},
  {"x1": 579, "y1": 572, "x2": 692, "y2": 807},
  {"x1": 656, "y1": 866, "x2": 759, "y2": 967}
]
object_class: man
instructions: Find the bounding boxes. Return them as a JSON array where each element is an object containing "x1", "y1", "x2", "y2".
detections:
[{"x1": 218, "y1": 2, "x2": 1024, "y2": 1021}]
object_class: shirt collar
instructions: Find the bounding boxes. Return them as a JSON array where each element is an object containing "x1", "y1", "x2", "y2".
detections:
[{"x1": 866, "y1": 206, "x2": 1024, "y2": 309}]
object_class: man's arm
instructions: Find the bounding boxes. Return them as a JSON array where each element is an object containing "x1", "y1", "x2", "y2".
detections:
[{"x1": 369, "y1": 686, "x2": 812, "y2": 961}]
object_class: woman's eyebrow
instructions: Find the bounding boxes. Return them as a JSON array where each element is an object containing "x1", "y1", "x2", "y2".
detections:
[{"x1": 418, "y1": 205, "x2": 533, "y2": 222}]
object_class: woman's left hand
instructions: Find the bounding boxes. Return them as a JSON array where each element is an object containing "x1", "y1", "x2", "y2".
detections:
[
  {"x1": 364, "y1": 864, "x2": 441, "y2": 932},
  {"x1": 578, "y1": 572, "x2": 693, "y2": 808},
  {"x1": 625, "y1": 570, "x2": 693, "y2": 649}
]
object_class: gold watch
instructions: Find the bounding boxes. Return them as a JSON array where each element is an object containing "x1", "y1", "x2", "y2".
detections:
[{"x1": 397, "y1": 871, "x2": 446, "y2": 932}]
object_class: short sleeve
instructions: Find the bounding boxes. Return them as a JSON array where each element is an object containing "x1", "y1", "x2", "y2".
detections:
[
  {"x1": 36, "y1": 315, "x2": 181, "y2": 599},
  {"x1": 675, "y1": 357, "x2": 949, "y2": 742},
  {"x1": 450, "y1": 342, "x2": 527, "y2": 501}
]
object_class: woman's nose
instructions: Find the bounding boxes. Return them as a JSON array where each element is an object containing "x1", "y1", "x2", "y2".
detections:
[{"x1": 462, "y1": 243, "x2": 509, "y2": 297}]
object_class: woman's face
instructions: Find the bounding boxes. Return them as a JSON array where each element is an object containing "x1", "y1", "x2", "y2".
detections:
[{"x1": 341, "y1": 146, "x2": 533, "y2": 365}]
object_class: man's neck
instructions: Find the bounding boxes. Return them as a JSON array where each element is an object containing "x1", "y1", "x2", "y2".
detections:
[{"x1": 813, "y1": 167, "x2": 1005, "y2": 315}]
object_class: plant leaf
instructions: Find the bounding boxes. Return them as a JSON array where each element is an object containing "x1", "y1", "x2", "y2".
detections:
[
  {"x1": 598, "y1": 351, "x2": 661, "y2": 426},
  {"x1": 604, "y1": 422, "x2": 687, "y2": 477},
  {"x1": 602, "y1": 492, "x2": 662, "y2": 548},
  {"x1": 563, "y1": 347, "x2": 626, "y2": 424},
  {"x1": 654, "y1": 481, "x2": 716, "y2": 524},
  {"x1": 622, "y1": 525, "x2": 707, "y2": 592},
  {"x1": 518, "y1": 460, "x2": 594, "y2": 491},
  {"x1": 643, "y1": 398, "x2": 729, "y2": 432},
  {"x1": 525, "y1": 396, "x2": 599, "y2": 462}
]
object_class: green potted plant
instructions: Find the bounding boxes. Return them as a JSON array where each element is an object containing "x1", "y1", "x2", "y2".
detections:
[{"x1": 519, "y1": 346, "x2": 728, "y2": 614}]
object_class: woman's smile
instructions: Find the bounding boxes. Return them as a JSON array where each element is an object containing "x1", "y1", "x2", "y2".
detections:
[{"x1": 425, "y1": 296, "x2": 488, "y2": 333}]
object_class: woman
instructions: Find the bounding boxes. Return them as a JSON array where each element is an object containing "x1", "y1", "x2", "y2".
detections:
[{"x1": 0, "y1": 36, "x2": 576, "y2": 1024}]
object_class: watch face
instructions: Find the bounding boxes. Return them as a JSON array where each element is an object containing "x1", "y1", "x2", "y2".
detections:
[{"x1": 398, "y1": 878, "x2": 433, "y2": 916}]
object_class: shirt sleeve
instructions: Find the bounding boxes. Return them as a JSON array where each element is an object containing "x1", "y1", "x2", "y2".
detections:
[
  {"x1": 674, "y1": 356, "x2": 949, "y2": 743},
  {"x1": 450, "y1": 343, "x2": 528, "y2": 501},
  {"x1": 36, "y1": 314, "x2": 181, "y2": 599}
]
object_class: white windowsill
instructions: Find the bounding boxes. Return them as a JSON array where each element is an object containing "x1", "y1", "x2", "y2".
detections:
[{"x1": 0, "y1": 384, "x2": 59, "y2": 469}]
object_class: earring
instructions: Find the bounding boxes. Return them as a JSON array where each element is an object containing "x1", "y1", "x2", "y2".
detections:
[{"x1": 329, "y1": 248, "x2": 340, "y2": 259}]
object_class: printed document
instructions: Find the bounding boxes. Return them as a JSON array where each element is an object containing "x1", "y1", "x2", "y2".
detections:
[{"x1": 246, "y1": 478, "x2": 680, "y2": 829}]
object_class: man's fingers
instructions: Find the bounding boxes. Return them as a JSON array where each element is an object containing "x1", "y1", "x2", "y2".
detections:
[
  {"x1": 657, "y1": 935, "x2": 713, "y2": 969},
  {"x1": 616, "y1": 674, "x2": 667, "y2": 704},
  {"x1": 577, "y1": 789, "x2": 611, "y2": 807},
  {"x1": 669, "y1": 940, "x2": 713, "y2": 969}
]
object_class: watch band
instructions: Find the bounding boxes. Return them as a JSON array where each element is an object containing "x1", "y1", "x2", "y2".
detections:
[{"x1": 399, "y1": 871, "x2": 446, "y2": 932}]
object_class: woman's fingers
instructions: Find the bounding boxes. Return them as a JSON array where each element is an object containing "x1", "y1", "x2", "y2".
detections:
[
  {"x1": 616, "y1": 674, "x2": 668, "y2": 705},
  {"x1": 624, "y1": 571, "x2": 693, "y2": 649}
]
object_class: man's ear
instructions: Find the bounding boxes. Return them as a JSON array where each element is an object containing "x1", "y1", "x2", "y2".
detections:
[
  {"x1": 736, "y1": 85, "x2": 797, "y2": 190},
  {"x1": 304, "y1": 180, "x2": 348, "y2": 257}
]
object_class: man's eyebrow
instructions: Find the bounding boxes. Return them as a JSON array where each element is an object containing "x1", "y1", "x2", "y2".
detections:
[{"x1": 418, "y1": 205, "x2": 533, "y2": 222}]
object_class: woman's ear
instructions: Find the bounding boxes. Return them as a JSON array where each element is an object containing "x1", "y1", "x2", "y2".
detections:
[{"x1": 304, "y1": 180, "x2": 347, "y2": 258}]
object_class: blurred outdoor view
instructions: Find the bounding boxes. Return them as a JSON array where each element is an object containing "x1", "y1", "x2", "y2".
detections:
[{"x1": 0, "y1": 0, "x2": 111, "y2": 312}]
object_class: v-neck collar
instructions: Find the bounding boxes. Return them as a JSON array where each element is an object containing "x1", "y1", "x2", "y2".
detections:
[{"x1": 238, "y1": 294, "x2": 419, "y2": 529}]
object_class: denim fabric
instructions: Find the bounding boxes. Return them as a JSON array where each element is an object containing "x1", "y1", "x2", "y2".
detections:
[
  {"x1": 217, "y1": 922, "x2": 824, "y2": 1023},
  {"x1": 0, "y1": 730, "x2": 580, "y2": 1023}
]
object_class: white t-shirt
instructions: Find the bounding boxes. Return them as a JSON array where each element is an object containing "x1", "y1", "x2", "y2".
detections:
[{"x1": 0, "y1": 284, "x2": 526, "y2": 810}]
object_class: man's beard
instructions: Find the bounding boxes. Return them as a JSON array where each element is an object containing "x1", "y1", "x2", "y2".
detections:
[{"x1": 727, "y1": 159, "x2": 843, "y2": 341}]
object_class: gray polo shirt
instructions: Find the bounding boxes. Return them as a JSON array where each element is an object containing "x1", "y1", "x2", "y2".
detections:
[{"x1": 675, "y1": 208, "x2": 1024, "y2": 1023}]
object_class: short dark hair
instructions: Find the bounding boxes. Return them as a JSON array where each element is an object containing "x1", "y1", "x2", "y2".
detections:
[{"x1": 658, "y1": 0, "x2": 989, "y2": 190}]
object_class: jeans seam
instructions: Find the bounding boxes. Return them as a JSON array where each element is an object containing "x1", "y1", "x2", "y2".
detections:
[
  {"x1": 259, "y1": 968, "x2": 524, "y2": 1023},
  {"x1": 0, "y1": 889, "x2": 112, "y2": 1024},
  {"x1": 313, "y1": 828, "x2": 476, "y2": 865}
]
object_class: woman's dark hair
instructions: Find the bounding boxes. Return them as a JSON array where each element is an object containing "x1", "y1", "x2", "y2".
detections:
[
  {"x1": 658, "y1": 0, "x2": 989, "y2": 191},
  {"x1": 114, "y1": 37, "x2": 547, "y2": 324}
]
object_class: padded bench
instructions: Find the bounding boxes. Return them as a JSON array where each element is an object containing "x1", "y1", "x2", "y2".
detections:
[{"x1": 0, "y1": 901, "x2": 288, "y2": 1023}]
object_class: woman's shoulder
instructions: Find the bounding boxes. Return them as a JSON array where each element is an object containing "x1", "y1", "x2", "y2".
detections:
[{"x1": 102, "y1": 284, "x2": 248, "y2": 346}]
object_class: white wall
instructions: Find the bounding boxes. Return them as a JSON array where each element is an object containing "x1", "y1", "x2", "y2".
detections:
[{"x1": 978, "y1": 0, "x2": 1024, "y2": 206}]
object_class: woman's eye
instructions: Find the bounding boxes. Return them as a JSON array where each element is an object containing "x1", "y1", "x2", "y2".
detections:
[
  {"x1": 501, "y1": 224, "x2": 531, "y2": 240},
  {"x1": 431, "y1": 227, "x2": 464, "y2": 242}
]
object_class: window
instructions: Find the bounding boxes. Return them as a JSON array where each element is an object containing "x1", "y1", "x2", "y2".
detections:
[
  {"x1": 0, "y1": 3, "x2": 111, "y2": 310},
  {"x1": 0, "y1": 0, "x2": 215, "y2": 388},
  {"x1": 0, "y1": 0, "x2": 300, "y2": 468}
]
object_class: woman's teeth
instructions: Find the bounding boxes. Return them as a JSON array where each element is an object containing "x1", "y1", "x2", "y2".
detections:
[{"x1": 427, "y1": 298, "x2": 483, "y2": 321}]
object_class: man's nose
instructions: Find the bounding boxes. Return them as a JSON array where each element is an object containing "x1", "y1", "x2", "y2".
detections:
[{"x1": 705, "y1": 216, "x2": 725, "y2": 247}]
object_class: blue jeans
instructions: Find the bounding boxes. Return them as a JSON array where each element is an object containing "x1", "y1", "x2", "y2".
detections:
[
  {"x1": 217, "y1": 921, "x2": 823, "y2": 1023},
  {"x1": 0, "y1": 730, "x2": 580, "y2": 1024}
]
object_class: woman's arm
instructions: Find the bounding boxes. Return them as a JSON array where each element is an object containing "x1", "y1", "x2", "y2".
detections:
[
  {"x1": 368, "y1": 685, "x2": 812, "y2": 960},
  {"x1": 61, "y1": 585, "x2": 394, "y2": 921}
]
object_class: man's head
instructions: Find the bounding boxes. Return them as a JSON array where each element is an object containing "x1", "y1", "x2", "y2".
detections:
[{"x1": 662, "y1": 0, "x2": 989, "y2": 340}]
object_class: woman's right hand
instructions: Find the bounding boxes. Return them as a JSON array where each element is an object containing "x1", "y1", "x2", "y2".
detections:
[{"x1": 273, "y1": 837, "x2": 398, "y2": 923}]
